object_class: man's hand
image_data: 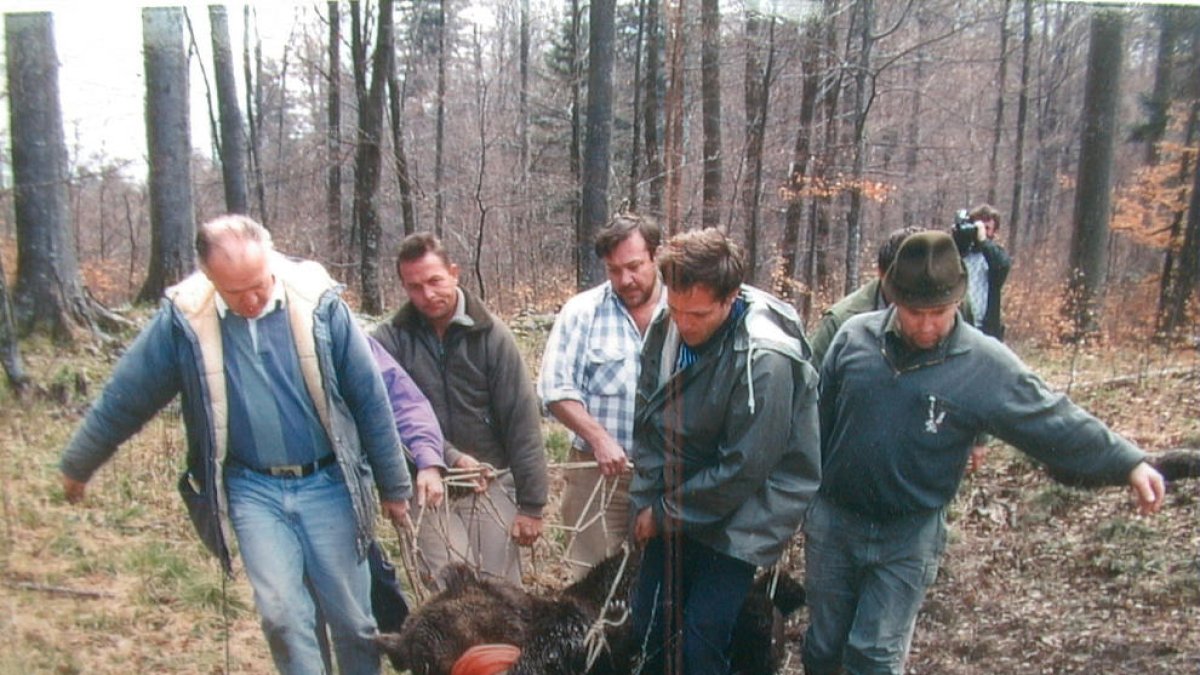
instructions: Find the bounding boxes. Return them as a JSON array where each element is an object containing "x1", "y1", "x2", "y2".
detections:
[
  {"x1": 414, "y1": 467, "x2": 446, "y2": 508},
  {"x1": 633, "y1": 507, "x2": 657, "y2": 545},
  {"x1": 591, "y1": 434, "x2": 632, "y2": 477},
  {"x1": 382, "y1": 500, "x2": 411, "y2": 529},
  {"x1": 510, "y1": 514, "x2": 542, "y2": 546},
  {"x1": 62, "y1": 476, "x2": 87, "y2": 504},
  {"x1": 546, "y1": 400, "x2": 631, "y2": 477},
  {"x1": 967, "y1": 445, "x2": 989, "y2": 473},
  {"x1": 453, "y1": 455, "x2": 490, "y2": 493},
  {"x1": 1128, "y1": 462, "x2": 1165, "y2": 516}
]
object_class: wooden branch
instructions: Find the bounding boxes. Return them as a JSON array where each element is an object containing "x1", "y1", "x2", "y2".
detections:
[
  {"x1": 6, "y1": 581, "x2": 114, "y2": 599},
  {"x1": 1153, "y1": 449, "x2": 1200, "y2": 483},
  {"x1": 1056, "y1": 366, "x2": 1195, "y2": 392}
]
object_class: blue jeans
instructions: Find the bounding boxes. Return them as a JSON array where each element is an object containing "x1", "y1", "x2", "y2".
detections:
[
  {"x1": 631, "y1": 535, "x2": 756, "y2": 675},
  {"x1": 226, "y1": 462, "x2": 379, "y2": 675},
  {"x1": 802, "y1": 496, "x2": 947, "y2": 675}
]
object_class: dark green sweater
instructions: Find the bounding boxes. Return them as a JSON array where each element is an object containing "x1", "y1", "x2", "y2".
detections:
[{"x1": 372, "y1": 290, "x2": 548, "y2": 517}]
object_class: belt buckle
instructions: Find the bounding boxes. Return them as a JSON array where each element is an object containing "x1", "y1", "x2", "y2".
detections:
[{"x1": 269, "y1": 464, "x2": 305, "y2": 478}]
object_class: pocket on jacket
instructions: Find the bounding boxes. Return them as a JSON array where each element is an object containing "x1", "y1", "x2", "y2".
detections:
[{"x1": 177, "y1": 471, "x2": 222, "y2": 559}]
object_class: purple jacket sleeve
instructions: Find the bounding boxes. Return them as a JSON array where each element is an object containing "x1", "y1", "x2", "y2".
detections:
[{"x1": 368, "y1": 336, "x2": 447, "y2": 471}]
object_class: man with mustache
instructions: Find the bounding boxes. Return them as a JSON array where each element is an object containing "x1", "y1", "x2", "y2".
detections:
[{"x1": 539, "y1": 213, "x2": 667, "y2": 578}]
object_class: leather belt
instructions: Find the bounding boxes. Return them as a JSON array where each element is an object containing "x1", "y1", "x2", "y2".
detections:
[{"x1": 231, "y1": 454, "x2": 337, "y2": 478}]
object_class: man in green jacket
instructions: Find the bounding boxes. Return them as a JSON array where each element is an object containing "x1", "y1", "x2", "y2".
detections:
[
  {"x1": 809, "y1": 227, "x2": 919, "y2": 366},
  {"x1": 372, "y1": 232, "x2": 548, "y2": 589},
  {"x1": 629, "y1": 228, "x2": 821, "y2": 674},
  {"x1": 804, "y1": 231, "x2": 1165, "y2": 675}
]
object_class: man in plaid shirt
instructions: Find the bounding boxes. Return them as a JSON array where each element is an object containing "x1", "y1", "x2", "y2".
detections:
[{"x1": 539, "y1": 214, "x2": 666, "y2": 578}]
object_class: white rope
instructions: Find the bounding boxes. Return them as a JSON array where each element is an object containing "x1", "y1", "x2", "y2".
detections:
[
  {"x1": 398, "y1": 460, "x2": 626, "y2": 604},
  {"x1": 584, "y1": 542, "x2": 634, "y2": 671}
]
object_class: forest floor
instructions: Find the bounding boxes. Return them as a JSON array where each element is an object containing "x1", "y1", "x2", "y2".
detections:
[{"x1": 0, "y1": 319, "x2": 1197, "y2": 674}]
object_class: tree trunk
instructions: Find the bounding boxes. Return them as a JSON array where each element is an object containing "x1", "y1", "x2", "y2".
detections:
[
  {"x1": 901, "y1": 8, "x2": 927, "y2": 229},
  {"x1": 139, "y1": 7, "x2": 196, "y2": 304},
  {"x1": 519, "y1": 0, "x2": 531, "y2": 190},
  {"x1": 1143, "y1": 6, "x2": 1179, "y2": 167},
  {"x1": 387, "y1": 32, "x2": 417, "y2": 236},
  {"x1": 518, "y1": 0, "x2": 532, "y2": 228},
  {"x1": 741, "y1": 9, "x2": 773, "y2": 285},
  {"x1": 1157, "y1": 100, "x2": 1199, "y2": 340},
  {"x1": 1146, "y1": 7, "x2": 1185, "y2": 337},
  {"x1": 434, "y1": 0, "x2": 448, "y2": 238},
  {"x1": 350, "y1": 1, "x2": 365, "y2": 252},
  {"x1": 470, "y1": 28, "x2": 490, "y2": 301},
  {"x1": 1065, "y1": 10, "x2": 1123, "y2": 338},
  {"x1": 628, "y1": 0, "x2": 646, "y2": 211},
  {"x1": 812, "y1": 0, "x2": 843, "y2": 298},
  {"x1": 844, "y1": 0, "x2": 874, "y2": 295},
  {"x1": 580, "y1": 0, "x2": 616, "y2": 289},
  {"x1": 1008, "y1": 0, "x2": 1032, "y2": 259},
  {"x1": 517, "y1": 0, "x2": 534, "y2": 284},
  {"x1": 6, "y1": 12, "x2": 92, "y2": 338},
  {"x1": 355, "y1": 0, "x2": 393, "y2": 315},
  {"x1": 986, "y1": 0, "x2": 1012, "y2": 206},
  {"x1": 1162, "y1": 127, "x2": 1200, "y2": 337},
  {"x1": 327, "y1": 2, "x2": 343, "y2": 256},
  {"x1": 568, "y1": 0, "x2": 584, "y2": 277},
  {"x1": 269, "y1": 48, "x2": 292, "y2": 222},
  {"x1": 1028, "y1": 4, "x2": 1074, "y2": 248},
  {"x1": 663, "y1": 0, "x2": 686, "y2": 234},
  {"x1": 642, "y1": 0, "x2": 664, "y2": 216},
  {"x1": 209, "y1": 5, "x2": 250, "y2": 215},
  {"x1": 783, "y1": 15, "x2": 821, "y2": 312},
  {"x1": 0, "y1": 252, "x2": 29, "y2": 393},
  {"x1": 243, "y1": 6, "x2": 268, "y2": 223},
  {"x1": 700, "y1": 0, "x2": 722, "y2": 230}
]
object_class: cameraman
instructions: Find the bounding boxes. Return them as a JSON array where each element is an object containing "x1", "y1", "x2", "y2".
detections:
[{"x1": 952, "y1": 203, "x2": 1011, "y2": 340}]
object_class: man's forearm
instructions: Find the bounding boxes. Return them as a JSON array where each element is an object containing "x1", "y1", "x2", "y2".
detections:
[{"x1": 547, "y1": 399, "x2": 613, "y2": 450}]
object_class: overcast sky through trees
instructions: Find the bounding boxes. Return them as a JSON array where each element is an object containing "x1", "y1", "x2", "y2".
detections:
[{"x1": 0, "y1": 1, "x2": 302, "y2": 175}]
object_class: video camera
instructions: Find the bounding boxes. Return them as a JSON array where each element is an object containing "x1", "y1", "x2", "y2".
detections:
[{"x1": 951, "y1": 209, "x2": 981, "y2": 254}]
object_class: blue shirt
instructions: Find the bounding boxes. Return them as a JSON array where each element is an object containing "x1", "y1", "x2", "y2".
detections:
[{"x1": 221, "y1": 302, "x2": 333, "y2": 469}]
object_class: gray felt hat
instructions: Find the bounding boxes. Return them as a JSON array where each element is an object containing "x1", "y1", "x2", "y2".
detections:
[{"x1": 882, "y1": 231, "x2": 967, "y2": 308}]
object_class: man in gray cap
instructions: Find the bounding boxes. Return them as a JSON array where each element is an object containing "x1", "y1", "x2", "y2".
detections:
[{"x1": 803, "y1": 230, "x2": 1166, "y2": 675}]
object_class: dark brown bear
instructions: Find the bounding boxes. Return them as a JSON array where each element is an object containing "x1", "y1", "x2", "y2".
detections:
[{"x1": 377, "y1": 550, "x2": 806, "y2": 675}]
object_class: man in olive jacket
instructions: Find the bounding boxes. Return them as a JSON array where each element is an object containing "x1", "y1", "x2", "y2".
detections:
[
  {"x1": 372, "y1": 232, "x2": 548, "y2": 588},
  {"x1": 629, "y1": 228, "x2": 821, "y2": 674}
]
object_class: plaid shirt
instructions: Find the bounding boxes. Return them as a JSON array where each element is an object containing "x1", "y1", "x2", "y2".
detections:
[{"x1": 539, "y1": 281, "x2": 665, "y2": 454}]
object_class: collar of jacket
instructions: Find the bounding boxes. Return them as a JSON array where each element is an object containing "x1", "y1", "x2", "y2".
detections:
[
  {"x1": 167, "y1": 252, "x2": 339, "y2": 318},
  {"x1": 878, "y1": 305, "x2": 973, "y2": 371},
  {"x1": 391, "y1": 286, "x2": 496, "y2": 335}
]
